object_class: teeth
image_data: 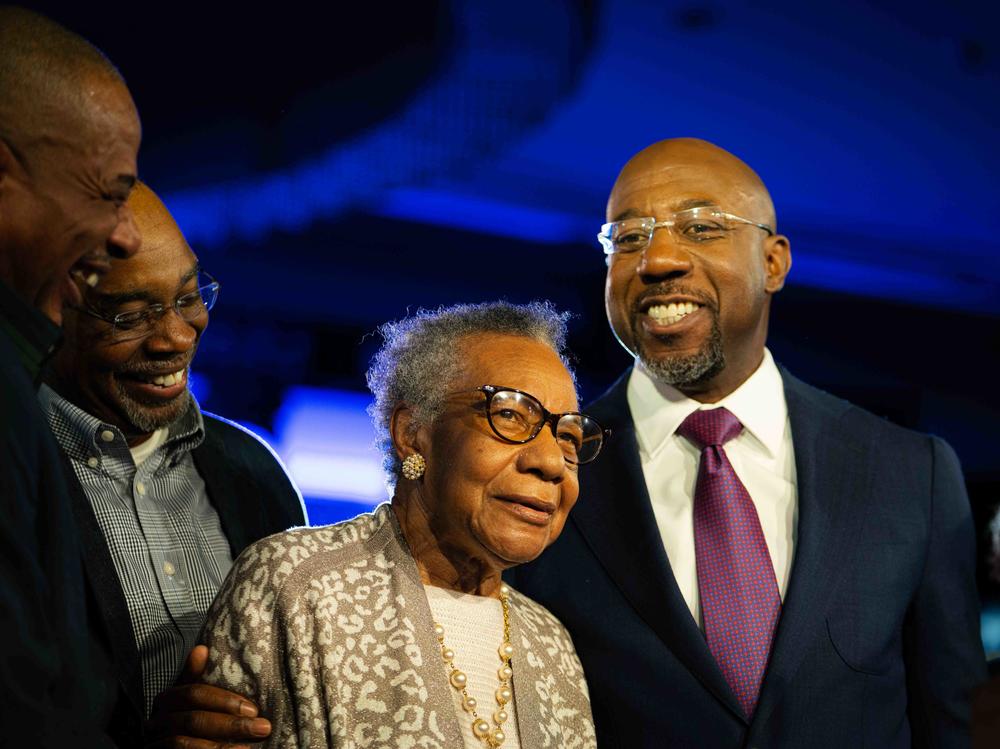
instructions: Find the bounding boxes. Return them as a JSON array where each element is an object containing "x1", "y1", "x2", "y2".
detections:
[
  {"x1": 149, "y1": 370, "x2": 184, "y2": 387},
  {"x1": 647, "y1": 302, "x2": 699, "y2": 326},
  {"x1": 70, "y1": 269, "x2": 100, "y2": 288}
]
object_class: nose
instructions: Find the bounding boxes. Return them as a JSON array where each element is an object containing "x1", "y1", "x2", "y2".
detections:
[
  {"x1": 144, "y1": 308, "x2": 199, "y2": 353},
  {"x1": 637, "y1": 226, "x2": 693, "y2": 281},
  {"x1": 516, "y1": 426, "x2": 568, "y2": 483},
  {"x1": 108, "y1": 204, "x2": 141, "y2": 259}
]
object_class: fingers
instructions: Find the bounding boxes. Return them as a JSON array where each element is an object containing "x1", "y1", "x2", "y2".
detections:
[
  {"x1": 151, "y1": 683, "x2": 258, "y2": 718},
  {"x1": 177, "y1": 644, "x2": 210, "y2": 685},
  {"x1": 144, "y1": 710, "x2": 271, "y2": 744},
  {"x1": 146, "y1": 646, "x2": 270, "y2": 747}
]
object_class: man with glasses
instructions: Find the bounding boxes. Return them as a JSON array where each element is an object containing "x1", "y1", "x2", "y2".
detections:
[
  {"x1": 39, "y1": 182, "x2": 306, "y2": 747},
  {"x1": 509, "y1": 138, "x2": 985, "y2": 747}
]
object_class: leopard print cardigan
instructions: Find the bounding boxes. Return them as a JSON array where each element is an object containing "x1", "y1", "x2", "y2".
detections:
[{"x1": 201, "y1": 503, "x2": 596, "y2": 748}]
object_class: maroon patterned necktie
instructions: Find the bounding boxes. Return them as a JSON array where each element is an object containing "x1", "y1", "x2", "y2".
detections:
[{"x1": 678, "y1": 407, "x2": 781, "y2": 719}]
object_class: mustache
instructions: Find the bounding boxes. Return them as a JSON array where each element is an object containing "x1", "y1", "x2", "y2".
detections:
[
  {"x1": 631, "y1": 284, "x2": 717, "y2": 315},
  {"x1": 118, "y1": 358, "x2": 193, "y2": 377}
]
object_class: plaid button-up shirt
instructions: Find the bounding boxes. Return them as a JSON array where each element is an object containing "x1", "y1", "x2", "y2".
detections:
[{"x1": 39, "y1": 385, "x2": 234, "y2": 716}]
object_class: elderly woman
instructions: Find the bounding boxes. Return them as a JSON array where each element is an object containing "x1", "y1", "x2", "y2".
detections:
[{"x1": 201, "y1": 301, "x2": 605, "y2": 748}]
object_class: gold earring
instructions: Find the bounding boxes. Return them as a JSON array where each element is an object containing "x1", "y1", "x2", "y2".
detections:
[{"x1": 401, "y1": 453, "x2": 426, "y2": 480}]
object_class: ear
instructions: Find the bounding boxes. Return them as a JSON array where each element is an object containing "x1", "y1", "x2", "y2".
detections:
[
  {"x1": 390, "y1": 404, "x2": 427, "y2": 461},
  {"x1": 763, "y1": 234, "x2": 792, "y2": 294}
]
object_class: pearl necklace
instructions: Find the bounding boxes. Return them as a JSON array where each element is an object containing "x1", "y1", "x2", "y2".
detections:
[{"x1": 434, "y1": 583, "x2": 514, "y2": 748}]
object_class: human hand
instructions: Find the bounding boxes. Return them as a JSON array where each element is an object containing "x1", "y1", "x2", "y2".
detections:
[{"x1": 144, "y1": 645, "x2": 271, "y2": 748}]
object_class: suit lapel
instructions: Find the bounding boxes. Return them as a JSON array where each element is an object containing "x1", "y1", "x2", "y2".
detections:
[
  {"x1": 192, "y1": 418, "x2": 256, "y2": 556},
  {"x1": 750, "y1": 370, "x2": 873, "y2": 734},
  {"x1": 61, "y1": 449, "x2": 143, "y2": 718},
  {"x1": 574, "y1": 371, "x2": 745, "y2": 721}
]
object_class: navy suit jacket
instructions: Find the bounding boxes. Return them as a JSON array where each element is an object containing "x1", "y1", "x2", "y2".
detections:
[
  {"x1": 509, "y1": 367, "x2": 986, "y2": 748},
  {"x1": 66, "y1": 413, "x2": 306, "y2": 747}
]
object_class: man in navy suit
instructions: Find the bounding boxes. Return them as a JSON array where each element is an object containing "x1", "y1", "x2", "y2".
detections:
[{"x1": 509, "y1": 138, "x2": 986, "y2": 747}]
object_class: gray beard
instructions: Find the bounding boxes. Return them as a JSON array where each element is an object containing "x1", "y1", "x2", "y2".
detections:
[
  {"x1": 115, "y1": 382, "x2": 193, "y2": 435},
  {"x1": 636, "y1": 313, "x2": 725, "y2": 388}
]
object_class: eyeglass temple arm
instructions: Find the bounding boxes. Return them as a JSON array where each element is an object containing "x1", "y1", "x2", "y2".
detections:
[{"x1": 722, "y1": 212, "x2": 774, "y2": 236}]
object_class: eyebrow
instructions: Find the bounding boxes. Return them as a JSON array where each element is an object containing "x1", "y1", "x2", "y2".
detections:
[
  {"x1": 88, "y1": 263, "x2": 202, "y2": 308},
  {"x1": 610, "y1": 198, "x2": 719, "y2": 223}
]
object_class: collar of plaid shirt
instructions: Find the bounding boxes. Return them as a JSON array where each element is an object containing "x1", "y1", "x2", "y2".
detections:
[{"x1": 38, "y1": 383, "x2": 205, "y2": 464}]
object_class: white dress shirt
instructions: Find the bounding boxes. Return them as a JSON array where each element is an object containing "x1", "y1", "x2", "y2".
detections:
[{"x1": 627, "y1": 348, "x2": 798, "y2": 628}]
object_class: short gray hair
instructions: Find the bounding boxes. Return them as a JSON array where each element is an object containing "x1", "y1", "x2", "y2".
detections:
[{"x1": 366, "y1": 300, "x2": 574, "y2": 488}]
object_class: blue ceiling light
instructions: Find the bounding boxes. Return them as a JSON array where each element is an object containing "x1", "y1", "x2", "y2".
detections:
[{"x1": 376, "y1": 187, "x2": 588, "y2": 244}]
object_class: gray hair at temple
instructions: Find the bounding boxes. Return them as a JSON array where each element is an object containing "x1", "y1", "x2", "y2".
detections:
[
  {"x1": 366, "y1": 300, "x2": 574, "y2": 488},
  {"x1": 0, "y1": 6, "x2": 126, "y2": 159}
]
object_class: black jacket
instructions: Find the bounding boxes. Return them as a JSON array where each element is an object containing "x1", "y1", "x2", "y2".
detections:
[{"x1": 0, "y1": 284, "x2": 118, "y2": 748}]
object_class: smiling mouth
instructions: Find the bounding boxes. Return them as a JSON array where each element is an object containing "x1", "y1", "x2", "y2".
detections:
[
  {"x1": 58, "y1": 261, "x2": 106, "y2": 311},
  {"x1": 497, "y1": 495, "x2": 557, "y2": 526},
  {"x1": 69, "y1": 252, "x2": 113, "y2": 289},
  {"x1": 145, "y1": 369, "x2": 186, "y2": 387},
  {"x1": 646, "y1": 301, "x2": 702, "y2": 326},
  {"x1": 70, "y1": 268, "x2": 100, "y2": 288},
  {"x1": 120, "y1": 367, "x2": 189, "y2": 392}
]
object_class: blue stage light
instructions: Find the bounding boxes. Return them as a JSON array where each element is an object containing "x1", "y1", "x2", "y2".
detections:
[
  {"x1": 270, "y1": 386, "x2": 384, "y2": 521},
  {"x1": 982, "y1": 605, "x2": 1000, "y2": 658}
]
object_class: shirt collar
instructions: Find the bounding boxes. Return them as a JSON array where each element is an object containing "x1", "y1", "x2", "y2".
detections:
[
  {"x1": 627, "y1": 348, "x2": 787, "y2": 459},
  {"x1": 166, "y1": 393, "x2": 206, "y2": 447},
  {"x1": 0, "y1": 279, "x2": 62, "y2": 384},
  {"x1": 39, "y1": 383, "x2": 206, "y2": 464}
]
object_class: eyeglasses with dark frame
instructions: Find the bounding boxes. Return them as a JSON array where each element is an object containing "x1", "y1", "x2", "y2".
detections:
[
  {"x1": 598, "y1": 206, "x2": 774, "y2": 256},
  {"x1": 472, "y1": 385, "x2": 609, "y2": 465},
  {"x1": 77, "y1": 271, "x2": 220, "y2": 343}
]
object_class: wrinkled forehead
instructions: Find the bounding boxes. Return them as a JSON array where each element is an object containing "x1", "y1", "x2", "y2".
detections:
[
  {"x1": 68, "y1": 74, "x2": 141, "y2": 162},
  {"x1": 607, "y1": 147, "x2": 772, "y2": 224}
]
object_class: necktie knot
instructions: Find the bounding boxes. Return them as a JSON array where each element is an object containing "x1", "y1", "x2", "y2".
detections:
[{"x1": 677, "y1": 407, "x2": 743, "y2": 449}]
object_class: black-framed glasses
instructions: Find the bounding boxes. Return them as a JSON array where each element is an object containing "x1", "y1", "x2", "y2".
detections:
[
  {"x1": 598, "y1": 206, "x2": 774, "y2": 256},
  {"x1": 78, "y1": 272, "x2": 220, "y2": 342},
  {"x1": 476, "y1": 385, "x2": 609, "y2": 465}
]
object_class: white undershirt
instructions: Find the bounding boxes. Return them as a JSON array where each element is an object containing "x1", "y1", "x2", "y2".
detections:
[
  {"x1": 128, "y1": 427, "x2": 168, "y2": 466},
  {"x1": 627, "y1": 348, "x2": 798, "y2": 628},
  {"x1": 424, "y1": 586, "x2": 522, "y2": 749}
]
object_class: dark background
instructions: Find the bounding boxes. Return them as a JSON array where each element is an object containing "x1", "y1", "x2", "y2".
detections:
[{"x1": 27, "y1": 0, "x2": 1000, "y2": 649}]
